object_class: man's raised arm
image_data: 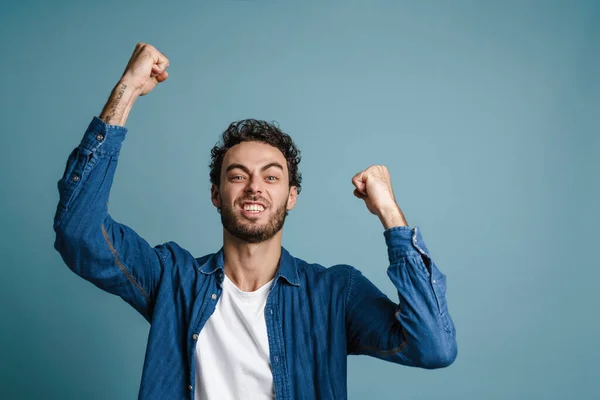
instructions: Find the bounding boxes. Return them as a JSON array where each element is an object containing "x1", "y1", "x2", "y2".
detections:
[
  {"x1": 53, "y1": 43, "x2": 171, "y2": 321},
  {"x1": 345, "y1": 165, "x2": 458, "y2": 368}
]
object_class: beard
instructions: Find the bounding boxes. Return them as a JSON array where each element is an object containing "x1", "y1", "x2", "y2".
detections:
[{"x1": 220, "y1": 199, "x2": 288, "y2": 243}]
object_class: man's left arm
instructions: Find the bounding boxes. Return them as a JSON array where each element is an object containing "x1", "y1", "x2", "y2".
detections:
[{"x1": 346, "y1": 165, "x2": 457, "y2": 368}]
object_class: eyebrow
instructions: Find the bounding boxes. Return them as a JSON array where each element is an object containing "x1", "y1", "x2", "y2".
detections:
[{"x1": 225, "y1": 162, "x2": 285, "y2": 174}]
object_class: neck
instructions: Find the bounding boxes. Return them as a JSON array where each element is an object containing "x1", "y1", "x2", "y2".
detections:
[{"x1": 222, "y1": 229, "x2": 282, "y2": 292}]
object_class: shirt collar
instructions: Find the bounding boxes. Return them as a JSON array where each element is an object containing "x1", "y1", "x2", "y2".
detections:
[{"x1": 197, "y1": 246, "x2": 301, "y2": 287}]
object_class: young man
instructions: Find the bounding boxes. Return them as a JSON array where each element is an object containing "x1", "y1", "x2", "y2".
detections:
[{"x1": 53, "y1": 43, "x2": 457, "y2": 400}]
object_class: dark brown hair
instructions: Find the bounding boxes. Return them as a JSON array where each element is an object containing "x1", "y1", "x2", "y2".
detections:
[{"x1": 209, "y1": 119, "x2": 302, "y2": 194}]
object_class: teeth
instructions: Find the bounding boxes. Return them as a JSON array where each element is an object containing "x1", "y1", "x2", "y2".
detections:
[{"x1": 244, "y1": 204, "x2": 265, "y2": 212}]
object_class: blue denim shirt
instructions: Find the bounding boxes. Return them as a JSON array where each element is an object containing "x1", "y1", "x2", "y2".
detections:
[{"x1": 53, "y1": 117, "x2": 457, "y2": 400}]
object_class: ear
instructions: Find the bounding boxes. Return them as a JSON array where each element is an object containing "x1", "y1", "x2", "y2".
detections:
[
  {"x1": 211, "y1": 184, "x2": 222, "y2": 209},
  {"x1": 286, "y1": 186, "x2": 298, "y2": 211}
]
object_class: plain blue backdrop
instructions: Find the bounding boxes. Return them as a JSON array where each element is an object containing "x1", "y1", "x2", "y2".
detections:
[{"x1": 1, "y1": 0, "x2": 598, "y2": 399}]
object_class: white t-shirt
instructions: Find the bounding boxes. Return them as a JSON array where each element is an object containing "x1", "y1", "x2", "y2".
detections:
[{"x1": 194, "y1": 274, "x2": 275, "y2": 400}]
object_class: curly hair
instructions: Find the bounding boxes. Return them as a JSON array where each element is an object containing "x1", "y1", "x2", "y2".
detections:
[{"x1": 209, "y1": 119, "x2": 302, "y2": 194}]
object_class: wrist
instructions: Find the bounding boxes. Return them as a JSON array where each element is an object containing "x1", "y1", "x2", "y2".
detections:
[
  {"x1": 377, "y1": 205, "x2": 408, "y2": 229},
  {"x1": 118, "y1": 75, "x2": 144, "y2": 96},
  {"x1": 115, "y1": 78, "x2": 143, "y2": 100}
]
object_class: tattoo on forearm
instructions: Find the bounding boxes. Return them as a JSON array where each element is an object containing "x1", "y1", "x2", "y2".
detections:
[{"x1": 102, "y1": 83, "x2": 127, "y2": 124}]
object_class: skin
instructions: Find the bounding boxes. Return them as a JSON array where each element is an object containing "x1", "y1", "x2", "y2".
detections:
[
  {"x1": 211, "y1": 141, "x2": 298, "y2": 291},
  {"x1": 99, "y1": 42, "x2": 409, "y2": 292},
  {"x1": 99, "y1": 42, "x2": 169, "y2": 126}
]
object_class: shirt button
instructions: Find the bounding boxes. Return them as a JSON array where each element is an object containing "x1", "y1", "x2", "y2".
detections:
[
  {"x1": 274, "y1": 356, "x2": 279, "y2": 363},
  {"x1": 270, "y1": 309, "x2": 273, "y2": 315},
  {"x1": 432, "y1": 279, "x2": 437, "y2": 284},
  {"x1": 96, "y1": 134, "x2": 104, "y2": 141},
  {"x1": 188, "y1": 385, "x2": 193, "y2": 391},
  {"x1": 72, "y1": 175, "x2": 79, "y2": 182},
  {"x1": 192, "y1": 334, "x2": 198, "y2": 340},
  {"x1": 211, "y1": 294, "x2": 217, "y2": 300}
]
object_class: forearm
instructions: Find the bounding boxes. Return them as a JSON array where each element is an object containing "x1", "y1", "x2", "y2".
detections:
[
  {"x1": 53, "y1": 117, "x2": 161, "y2": 318},
  {"x1": 99, "y1": 80, "x2": 141, "y2": 126},
  {"x1": 53, "y1": 117, "x2": 127, "y2": 270},
  {"x1": 346, "y1": 226, "x2": 457, "y2": 369},
  {"x1": 385, "y1": 226, "x2": 457, "y2": 367}
]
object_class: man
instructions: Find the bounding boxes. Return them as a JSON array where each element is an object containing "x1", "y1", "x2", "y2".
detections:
[{"x1": 53, "y1": 43, "x2": 457, "y2": 400}]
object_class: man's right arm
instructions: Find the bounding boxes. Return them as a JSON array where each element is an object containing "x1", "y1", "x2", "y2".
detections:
[{"x1": 53, "y1": 43, "x2": 171, "y2": 321}]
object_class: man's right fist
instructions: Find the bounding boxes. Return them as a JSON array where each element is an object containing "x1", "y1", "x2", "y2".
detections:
[{"x1": 120, "y1": 42, "x2": 170, "y2": 96}]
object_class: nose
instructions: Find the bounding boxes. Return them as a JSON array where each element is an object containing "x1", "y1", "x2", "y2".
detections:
[{"x1": 245, "y1": 174, "x2": 262, "y2": 194}]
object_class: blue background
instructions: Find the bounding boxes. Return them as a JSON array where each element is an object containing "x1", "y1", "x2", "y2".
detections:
[{"x1": 1, "y1": 0, "x2": 598, "y2": 398}]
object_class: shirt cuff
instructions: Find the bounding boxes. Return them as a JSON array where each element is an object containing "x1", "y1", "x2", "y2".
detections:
[
  {"x1": 79, "y1": 116, "x2": 128, "y2": 155},
  {"x1": 383, "y1": 225, "x2": 431, "y2": 261}
]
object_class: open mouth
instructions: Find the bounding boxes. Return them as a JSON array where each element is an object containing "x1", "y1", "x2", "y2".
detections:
[{"x1": 240, "y1": 202, "x2": 266, "y2": 217}]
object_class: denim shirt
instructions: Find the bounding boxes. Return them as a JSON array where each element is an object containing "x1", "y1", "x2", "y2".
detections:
[{"x1": 53, "y1": 117, "x2": 457, "y2": 400}]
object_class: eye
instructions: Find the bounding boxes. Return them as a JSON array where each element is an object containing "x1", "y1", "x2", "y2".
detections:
[
  {"x1": 230, "y1": 175, "x2": 244, "y2": 181},
  {"x1": 266, "y1": 176, "x2": 278, "y2": 181}
]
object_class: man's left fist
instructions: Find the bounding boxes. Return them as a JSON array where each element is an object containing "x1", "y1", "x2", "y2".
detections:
[{"x1": 352, "y1": 165, "x2": 408, "y2": 228}]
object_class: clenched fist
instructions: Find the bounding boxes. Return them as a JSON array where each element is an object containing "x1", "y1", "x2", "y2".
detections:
[
  {"x1": 99, "y1": 43, "x2": 170, "y2": 126},
  {"x1": 352, "y1": 165, "x2": 408, "y2": 229},
  {"x1": 120, "y1": 42, "x2": 170, "y2": 96}
]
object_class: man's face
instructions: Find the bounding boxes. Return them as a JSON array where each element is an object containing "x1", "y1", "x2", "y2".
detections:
[{"x1": 212, "y1": 141, "x2": 297, "y2": 243}]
